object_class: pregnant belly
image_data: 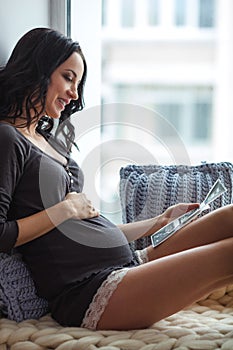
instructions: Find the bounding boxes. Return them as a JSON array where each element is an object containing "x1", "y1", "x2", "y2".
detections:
[{"x1": 58, "y1": 215, "x2": 128, "y2": 249}]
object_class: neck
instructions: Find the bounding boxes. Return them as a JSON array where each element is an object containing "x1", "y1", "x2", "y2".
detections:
[{"x1": 13, "y1": 117, "x2": 40, "y2": 137}]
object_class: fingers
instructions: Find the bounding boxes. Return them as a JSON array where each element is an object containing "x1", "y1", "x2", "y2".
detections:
[
  {"x1": 179, "y1": 203, "x2": 200, "y2": 213},
  {"x1": 90, "y1": 206, "x2": 100, "y2": 217},
  {"x1": 84, "y1": 196, "x2": 99, "y2": 217},
  {"x1": 65, "y1": 192, "x2": 99, "y2": 219},
  {"x1": 172, "y1": 202, "x2": 200, "y2": 211},
  {"x1": 163, "y1": 203, "x2": 200, "y2": 224}
]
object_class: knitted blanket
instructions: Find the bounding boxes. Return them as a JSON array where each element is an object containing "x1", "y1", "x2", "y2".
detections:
[{"x1": 0, "y1": 286, "x2": 233, "y2": 349}]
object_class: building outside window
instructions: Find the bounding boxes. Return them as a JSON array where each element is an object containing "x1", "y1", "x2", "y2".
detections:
[
  {"x1": 121, "y1": 0, "x2": 135, "y2": 27},
  {"x1": 102, "y1": 0, "x2": 216, "y2": 30},
  {"x1": 199, "y1": 0, "x2": 215, "y2": 27},
  {"x1": 148, "y1": 0, "x2": 159, "y2": 26}
]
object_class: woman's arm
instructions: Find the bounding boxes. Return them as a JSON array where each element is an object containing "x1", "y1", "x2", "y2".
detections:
[
  {"x1": 118, "y1": 203, "x2": 199, "y2": 242},
  {"x1": 15, "y1": 192, "x2": 99, "y2": 247},
  {"x1": 0, "y1": 126, "x2": 99, "y2": 251}
]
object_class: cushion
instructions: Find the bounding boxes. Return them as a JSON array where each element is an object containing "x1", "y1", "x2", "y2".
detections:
[{"x1": 0, "y1": 252, "x2": 48, "y2": 322}]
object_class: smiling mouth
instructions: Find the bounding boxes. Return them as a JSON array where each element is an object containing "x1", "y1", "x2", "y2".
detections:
[{"x1": 58, "y1": 98, "x2": 67, "y2": 110}]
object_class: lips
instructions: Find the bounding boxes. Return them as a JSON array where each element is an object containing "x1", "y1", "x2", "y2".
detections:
[{"x1": 58, "y1": 98, "x2": 70, "y2": 110}]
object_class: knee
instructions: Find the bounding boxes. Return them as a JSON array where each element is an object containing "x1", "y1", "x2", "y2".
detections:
[
  {"x1": 217, "y1": 204, "x2": 233, "y2": 227},
  {"x1": 223, "y1": 204, "x2": 233, "y2": 216}
]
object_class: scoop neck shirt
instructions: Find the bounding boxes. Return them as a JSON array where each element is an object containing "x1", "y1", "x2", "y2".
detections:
[{"x1": 0, "y1": 123, "x2": 137, "y2": 304}]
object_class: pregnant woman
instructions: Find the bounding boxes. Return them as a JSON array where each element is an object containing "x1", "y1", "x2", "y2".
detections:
[{"x1": 1, "y1": 27, "x2": 233, "y2": 331}]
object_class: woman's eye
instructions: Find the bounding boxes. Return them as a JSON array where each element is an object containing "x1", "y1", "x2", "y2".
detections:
[{"x1": 64, "y1": 75, "x2": 73, "y2": 82}]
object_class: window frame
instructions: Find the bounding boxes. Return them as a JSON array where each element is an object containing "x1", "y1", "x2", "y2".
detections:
[{"x1": 50, "y1": 0, "x2": 70, "y2": 34}]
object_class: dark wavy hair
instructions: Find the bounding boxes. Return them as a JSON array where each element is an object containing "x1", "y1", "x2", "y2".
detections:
[{"x1": 0, "y1": 27, "x2": 87, "y2": 153}]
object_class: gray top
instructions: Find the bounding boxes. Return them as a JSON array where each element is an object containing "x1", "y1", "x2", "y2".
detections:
[{"x1": 0, "y1": 123, "x2": 136, "y2": 301}]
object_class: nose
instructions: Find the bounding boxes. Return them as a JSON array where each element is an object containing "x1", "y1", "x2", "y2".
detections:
[{"x1": 68, "y1": 86, "x2": 79, "y2": 100}]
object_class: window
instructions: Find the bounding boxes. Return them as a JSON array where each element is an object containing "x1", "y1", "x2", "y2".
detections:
[
  {"x1": 148, "y1": 0, "x2": 159, "y2": 26},
  {"x1": 193, "y1": 102, "x2": 211, "y2": 140},
  {"x1": 71, "y1": 0, "x2": 217, "y2": 223},
  {"x1": 102, "y1": 0, "x2": 216, "y2": 30},
  {"x1": 102, "y1": 85, "x2": 213, "y2": 147},
  {"x1": 175, "y1": 0, "x2": 186, "y2": 26},
  {"x1": 199, "y1": 0, "x2": 215, "y2": 27},
  {"x1": 156, "y1": 104, "x2": 183, "y2": 137},
  {"x1": 121, "y1": 0, "x2": 135, "y2": 27},
  {"x1": 102, "y1": 0, "x2": 107, "y2": 26}
]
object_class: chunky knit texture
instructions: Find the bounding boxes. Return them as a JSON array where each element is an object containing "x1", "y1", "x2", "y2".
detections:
[
  {"x1": 119, "y1": 162, "x2": 233, "y2": 249},
  {"x1": 0, "y1": 253, "x2": 48, "y2": 322}
]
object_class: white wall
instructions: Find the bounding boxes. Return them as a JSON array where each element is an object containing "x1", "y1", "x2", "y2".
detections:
[{"x1": 0, "y1": 0, "x2": 50, "y2": 64}]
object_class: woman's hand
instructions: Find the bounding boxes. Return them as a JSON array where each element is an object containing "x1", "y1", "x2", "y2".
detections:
[
  {"x1": 65, "y1": 192, "x2": 100, "y2": 220},
  {"x1": 158, "y1": 203, "x2": 200, "y2": 229}
]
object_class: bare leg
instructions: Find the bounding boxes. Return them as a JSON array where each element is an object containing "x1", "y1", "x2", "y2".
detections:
[
  {"x1": 97, "y1": 206, "x2": 233, "y2": 330},
  {"x1": 97, "y1": 238, "x2": 233, "y2": 330},
  {"x1": 147, "y1": 205, "x2": 233, "y2": 260}
]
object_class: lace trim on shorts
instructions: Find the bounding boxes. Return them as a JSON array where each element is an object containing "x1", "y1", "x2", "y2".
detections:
[
  {"x1": 135, "y1": 248, "x2": 149, "y2": 264},
  {"x1": 81, "y1": 267, "x2": 129, "y2": 330}
]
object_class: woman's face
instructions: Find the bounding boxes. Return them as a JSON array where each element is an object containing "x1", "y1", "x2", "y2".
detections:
[{"x1": 45, "y1": 52, "x2": 84, "y2": 119}]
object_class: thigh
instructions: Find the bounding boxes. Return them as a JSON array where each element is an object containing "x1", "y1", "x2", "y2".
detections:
[
  {"x1": 147, "y1": 204, "x2": 233, "y2": 261},
  {"x1": 97, "y1": 237, "x2": 233, "y2": 330}
]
